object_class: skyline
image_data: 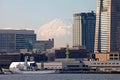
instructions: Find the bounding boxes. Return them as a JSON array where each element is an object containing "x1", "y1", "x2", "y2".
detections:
[{"x1": 0, "y1": 0, "x2": 97, "y2": 47}]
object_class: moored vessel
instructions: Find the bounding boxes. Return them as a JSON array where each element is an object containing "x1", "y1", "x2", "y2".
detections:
[{"x1": 9, "y1": 56, "x2": 56, "y2": 74}]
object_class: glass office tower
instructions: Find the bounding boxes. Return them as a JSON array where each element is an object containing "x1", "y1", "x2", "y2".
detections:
[
  {"x1": 73, "y1": 12, "x2": 96, "y2": 53},
  {"x1": 0, "y1": 30, "x2": 36, "y2": 52},
  {"x1": 94, "y1": 0, "x2": 120, "y2": 53}
]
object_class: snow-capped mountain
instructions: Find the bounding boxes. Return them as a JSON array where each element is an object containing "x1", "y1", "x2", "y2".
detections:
[{"x1": 37, "y1": 18, "x2": 72, "y2": 48}]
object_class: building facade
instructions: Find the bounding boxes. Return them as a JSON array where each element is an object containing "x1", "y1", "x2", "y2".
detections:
[
  {"x1": 94, "y1": 0, "x2": 120, "y2": 53},
  {"x1": 33, "y1": 39, "x2": 54, "y2": 52},
  {"x1": 0, "y1": 30, "x2": 36, "y2": 52},
  {"x1": 95, "y1": 52, "x2": 120, "y2": 61},
  {"x1": 73, "y1": 12, "x2": 96, "y2": 53},
  {"x1": 55, "y1": 48, "x2": 88, "y2": 59}
]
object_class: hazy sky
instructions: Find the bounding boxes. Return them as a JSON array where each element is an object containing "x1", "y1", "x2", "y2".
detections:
[{"x1": 0, "y1": 0, "x2": 97, "y2": 30}]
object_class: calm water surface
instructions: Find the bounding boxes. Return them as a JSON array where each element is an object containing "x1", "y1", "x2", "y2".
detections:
[{"x1": 0, "y1": 74, "x2": 120, "y2": 80}]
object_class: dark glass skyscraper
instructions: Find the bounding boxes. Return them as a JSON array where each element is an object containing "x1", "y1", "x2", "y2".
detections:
[
  {"x1": 0, "y1": 30, "x2": 36, "y2": 52},
  {"x1": 73, "y1": 12, "x2": 96, "y2": 53},
  {"x1": 94, "y1": 0, "x2": 120, "y2": 53}
]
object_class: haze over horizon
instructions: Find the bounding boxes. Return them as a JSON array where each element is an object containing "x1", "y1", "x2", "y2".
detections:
[{"x1": 0, "y1": 0, "x2": 97, "y2": 48}]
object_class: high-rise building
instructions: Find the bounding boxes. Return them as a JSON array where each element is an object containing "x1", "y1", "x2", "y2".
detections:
[
  {"x1": 94, "y1": 0, "x2": 120, "y2": 53},
  {"x1": 73, "y1": 11, "x2": 96, "y2": 53},
  {"x1": 0, "y1": 30, "x2": 36, "y2": 52}
]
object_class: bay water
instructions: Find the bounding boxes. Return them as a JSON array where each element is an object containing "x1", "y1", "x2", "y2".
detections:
[{"x1": 0, "y1": 74, "x2": 119, "y2": 80}]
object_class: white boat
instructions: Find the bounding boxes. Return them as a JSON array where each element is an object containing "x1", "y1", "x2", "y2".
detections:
[
  {"x1": 10, "y1": 68, "x2": 56, "y2": 74},
  {"x1": 21, "y1": 70, "x2": 56, "y2": 74},
  {"x1": 9, "y1": 56, "x2": 56, "y2": 74},
  {"x1": 9, "y1": 62, "x2": 56, "y2": 74}
]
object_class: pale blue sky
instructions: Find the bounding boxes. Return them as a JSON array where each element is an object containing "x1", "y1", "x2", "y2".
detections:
[{"x1": 0, "y1": 0, "x2": 97, "y2": 30}]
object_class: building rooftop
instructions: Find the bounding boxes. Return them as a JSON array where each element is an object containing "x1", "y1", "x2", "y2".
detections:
[{"x1": 0, "y1": 29, "x2": 35, "y2": 34}]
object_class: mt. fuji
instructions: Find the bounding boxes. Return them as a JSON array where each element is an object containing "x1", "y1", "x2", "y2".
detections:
[{"x1": 36, "y1": 18, "x2": 72, "y2": 48}]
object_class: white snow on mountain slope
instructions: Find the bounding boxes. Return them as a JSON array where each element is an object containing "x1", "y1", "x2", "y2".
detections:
[{"x1": 37, "y1": 18, "x2": 72, "y2": 48}]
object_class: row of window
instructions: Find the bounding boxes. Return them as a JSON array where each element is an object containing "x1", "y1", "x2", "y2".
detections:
[
  {"x1": 110, "y1": 54, "x2": 120, "y2": 56},
  {"x1": 92, "y1": 62, "x2": 119, "y2": 65},
  {"x1": 44, "y1": 67, "x2": 62, "y2": 69}
]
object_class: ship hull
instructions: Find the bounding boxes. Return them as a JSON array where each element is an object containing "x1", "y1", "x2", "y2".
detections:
[{"x1": 11, "y1": 70, "x2": 56, "y2": 74}]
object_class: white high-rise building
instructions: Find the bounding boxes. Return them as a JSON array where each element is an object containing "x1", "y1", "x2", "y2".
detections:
[{"x1": 94, "y1": 0, "x2": 120, "y2": 53}]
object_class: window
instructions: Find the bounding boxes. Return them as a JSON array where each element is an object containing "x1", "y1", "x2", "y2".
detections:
[
  {"x1": 67, "y1": 65, "x2": 79, "y2": 67},
  {"x1": 101, "y1": 0, "x2": 108, "y2": 12},
  {"x1": 112, "y1": 63, "x2": 115, "y2": 64},
  {"x1": 116, "y1": 63, "x2": 119, "y2": 65}
]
